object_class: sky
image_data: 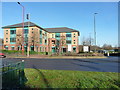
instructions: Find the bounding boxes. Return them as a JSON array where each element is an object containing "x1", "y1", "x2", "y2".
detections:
[{"x1": 1, "y1": 2, "x2": 118, "y2": 47}]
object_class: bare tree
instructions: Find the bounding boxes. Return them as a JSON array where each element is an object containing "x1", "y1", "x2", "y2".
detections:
[
  {"x1": 16, "y1": 33, "x2": 23, "y2": 51},
  {"x1": 81, "y1": 36, "x2": 94, "y2": 46},
  {"x1": 29, "y1": 29, "x2": 39, "y2": 51},
  {"x1": 102, "y1": 44, "x2": 113, "y2": 50}
]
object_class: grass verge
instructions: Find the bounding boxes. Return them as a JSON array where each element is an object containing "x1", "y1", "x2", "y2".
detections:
[{"x1": 24, "y1": 68, "x2": 120, "y2": 88}]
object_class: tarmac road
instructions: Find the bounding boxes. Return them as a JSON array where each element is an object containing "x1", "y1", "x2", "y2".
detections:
[{"x1": 1, "y1": 56, "x2": 119, "y2": 72}]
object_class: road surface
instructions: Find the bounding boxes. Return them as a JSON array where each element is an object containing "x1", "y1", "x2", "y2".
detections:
[{"x1": 1, "y1": 56, "x2": 119, "y2": 72}]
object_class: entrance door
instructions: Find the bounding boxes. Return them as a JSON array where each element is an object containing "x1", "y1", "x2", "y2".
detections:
[
  {"x1": 63, "y1": 48, "x2": 66, "y2": 53},
  {"x1": 52, "y1": 47, "x2": 55, "y2": 53}
]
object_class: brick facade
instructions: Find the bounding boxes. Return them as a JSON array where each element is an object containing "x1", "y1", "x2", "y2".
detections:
[{"x1": 3, "y1": 22, "x2": 80, "y2": 53}]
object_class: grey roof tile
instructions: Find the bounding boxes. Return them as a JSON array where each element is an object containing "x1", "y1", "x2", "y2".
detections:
[
  {"x1": 2, "y1": 22, "x2": 44, "y2": 29},
  {"x1": 2, "y1": 22, "x2": 80, "y2": 35}
]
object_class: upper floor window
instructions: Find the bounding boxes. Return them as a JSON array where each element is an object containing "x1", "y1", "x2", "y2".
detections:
[
  {"x1": 24, "y1": 29, "x2": 28, "y2": 34},
  {"x1": 6, "y1": 33, "x2": 8, "y2": 34},
  {"x1": 52, "y1": 34, "x2": 54, "y2": 38},
  {"x1": 40, "y1": 38, "x2": 42, "y2": 44},
  {"x1": 55, "y1": 33, "x2": 60, "y2": 38},
  {"x1": 66, "y1": 40, "x2": 71, "y2": 44},
  {"x1": 32, "y1": 28, "x2": 34, "y2": 30},
  {"x1": 10, "y1": 38, "x2": 16, "y2": 42},
  {"x1": 40, "y1": 30, "x2": 42, "y2": 34},
  {"x1": 45, "y1": 39, "x2": 47, "y2": 44},
  {"x1": 10, "y1": 30, "x2": 16, "y2": 34},
  {"x1": 66, "y1": 33, "x2": 71, "y2": 37},
  {"x1": 6, "y1": 30, "x2": 8, "y2": 32}
]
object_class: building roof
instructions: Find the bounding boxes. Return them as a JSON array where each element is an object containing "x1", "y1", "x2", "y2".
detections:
[
  {"x1": 2, "y1": 21, "x2": 44, "y2": 30},
  {"x1": 44, "y1": 27, "x2": 80, "y2": 35},
  {"x1": 2, "y1": 22, "x2": 80, "y2": 35}
]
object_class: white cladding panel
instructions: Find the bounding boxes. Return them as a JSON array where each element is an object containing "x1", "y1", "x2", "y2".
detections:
[{"x1": 68, "y1": 44, "x2": 72, "y2": 51}]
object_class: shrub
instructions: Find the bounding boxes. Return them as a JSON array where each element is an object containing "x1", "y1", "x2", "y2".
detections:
[{"x1": 0, "y1": 50, "x2": 22, "y2": 54}]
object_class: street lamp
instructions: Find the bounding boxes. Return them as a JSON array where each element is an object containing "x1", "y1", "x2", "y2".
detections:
[
  {"x1": 94, "y1": 13, "x2": 98, "y2": 52},
  {"x1": 17, "y1": 2, "x2": 25, "y2": 55}
]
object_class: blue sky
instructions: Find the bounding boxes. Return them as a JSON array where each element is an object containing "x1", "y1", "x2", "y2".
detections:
[{"x1": 1, "y1": 2, "x2": 118, "y2": 47}]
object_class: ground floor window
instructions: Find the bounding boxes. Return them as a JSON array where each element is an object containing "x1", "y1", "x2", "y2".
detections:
[
  {"x1": 11, "y1": 46, "x2": 14, "y2": 50},
  {"x1": 40, "y1": 47, "x2": 42, "y2": 52},
  {"x1": 5, "y1": 46, "x2": 8, "y2": 50},
  {"x1": 24, "y1": 46, "x2": 27, "y2": 52},
  {"x1": 31, "y1": 46, "x2": 34, "y2": 51},
  {"x1": 36, "y1": 46, "x2": 38, "y2": 52}
]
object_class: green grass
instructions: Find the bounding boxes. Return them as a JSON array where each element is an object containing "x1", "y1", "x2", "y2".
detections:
[
  {"x1": 0, "y1": 49, "x2": 22, "y2": 54},
  {"x1": 0, "y1": 49, "x2": 52, "y2": 55},
  {"x1": 24, "y1": 68, "x2": 120, "y2": 88}
]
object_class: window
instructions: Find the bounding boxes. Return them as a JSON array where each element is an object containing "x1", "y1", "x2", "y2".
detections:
[
  {"x1": 40, "y1": 47, "x2": 42, "y2": 52},
  {"x1": 10, "y1": 38, "x2": 16, "y2": 42},
  {"x1": 11, "y1": 47, "x2": 14, "y2": 50},
  {"x1": 6, "y1": 41, "x2": 8, "y2": 43},
  {"x1": 5, "y1": 47, "x2": 8, "y2": 50},
  {"x1": 55, "y1": 33, "x2": 60, "y2": 38},
  {"x1": 74, "y1": 33, "x2": 75, "y2": 35},
  {"x1": 52, "y1": 34, "x2": 54, "y2": 38},
  {"x1": 6, "y1": 38, "x2": 8, "y2": 40},
  {"x1": 40, "y1": 38, "x2": 42, "y2": 44},
  {"x1": 6, "y1": 30, "x2": 8, "y2": 32},
  {"x1": 66, "y1": 33, "x2": 71, "y2": 37},
  {"x1": 32, "y1": 28, "x2": 34, "y2": 30},
  {"x1": 24, "y1": 29, "x2": 28, "y2": 34},
  {"x1": 52, "y1": 40, "x2": 55, "y2": 44},
  {"x1": 10, "y1": 30, "x2": 16, "y2": 34},
  {"x1": 45, "y1": 39, "x2": 47, "y2": 44},
  {"x1": 6, "y1": 33, "x2": 8, "y2": 34},
  {"x1": 74, "y1": 40, "x2": 75, "y2": 41},
  {"x1": 40, "y1": 30, "x2": 42, "y2": 34},
  {"x1": 66, "y1": 40, "x2": 71, "y2": 44},
  {"x1": 74, "y1": 42, "x2": 75, "y2": 44},
  {"x1": 32, "y1": 31, "x2": 34, "y2": 33},
  {"x1": 73, "y1": 47, "x2": 76, "y2": 52},
  {"x1": 74, "y1": 36, "x2": 75, "y2": 37}
]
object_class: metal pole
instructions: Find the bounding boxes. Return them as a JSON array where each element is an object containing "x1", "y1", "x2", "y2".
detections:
[
  {"x1": 27, "y1": 13, "x2": 30, "y2": 57},
  {"x1": 17, "y1": 2, "x2": 25, "y2": 55},
  {"x1": 94, "y1": 13, "x2": 98, "y2": 52}
]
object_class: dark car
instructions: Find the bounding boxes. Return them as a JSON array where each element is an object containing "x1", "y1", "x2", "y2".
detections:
[{"x1": 0, "y1": 53, "x2": 6, "y2": 58}]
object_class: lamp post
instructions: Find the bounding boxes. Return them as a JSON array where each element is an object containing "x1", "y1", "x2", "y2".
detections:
[
  {"x1": 17, "y1": 2, "x2": 25, "y2": 55},
  {"x1": 94, "y1": 13, "x2": 98, "y2": 52},
  {"x1": 27, "y1": 13, "x2": 30, "y2": 57}
]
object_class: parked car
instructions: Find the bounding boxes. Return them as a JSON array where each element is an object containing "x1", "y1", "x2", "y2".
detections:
[{"x1": 0, "y1": 53, "x2": 6, "y2": 58}]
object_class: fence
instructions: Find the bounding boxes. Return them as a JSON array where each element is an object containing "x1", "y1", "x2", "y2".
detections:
[{"x1": 2, "y1": 60, "x2": 25, "y2": 89}]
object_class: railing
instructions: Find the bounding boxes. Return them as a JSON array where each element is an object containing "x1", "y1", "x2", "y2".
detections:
[{"x1": 2, "y1": 60, "x2": 25, "y2": 89}]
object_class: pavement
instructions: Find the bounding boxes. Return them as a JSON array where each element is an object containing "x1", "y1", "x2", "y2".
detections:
[
  {"x1": 2, "y1": 56, "x2": 119, "y2": 72},
  {"x1": 5, "y1": 54, "x2": 107, "y2": 59}
]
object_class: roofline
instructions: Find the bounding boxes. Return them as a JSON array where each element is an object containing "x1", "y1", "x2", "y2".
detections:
[
  {"x1": 2, "y1": 22, "x2": 80, "y2": 35},
  {"x1": 44, "y1": 27, "x2": 80, "y2": 36}
]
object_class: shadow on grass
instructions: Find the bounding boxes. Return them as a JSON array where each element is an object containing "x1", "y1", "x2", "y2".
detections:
[
  {"x1": 2, "y1": 69, "x2": 28, "y2": 89},
  {"x1": 32, "y1": 65, "x2": 52, "y2": 88}
]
